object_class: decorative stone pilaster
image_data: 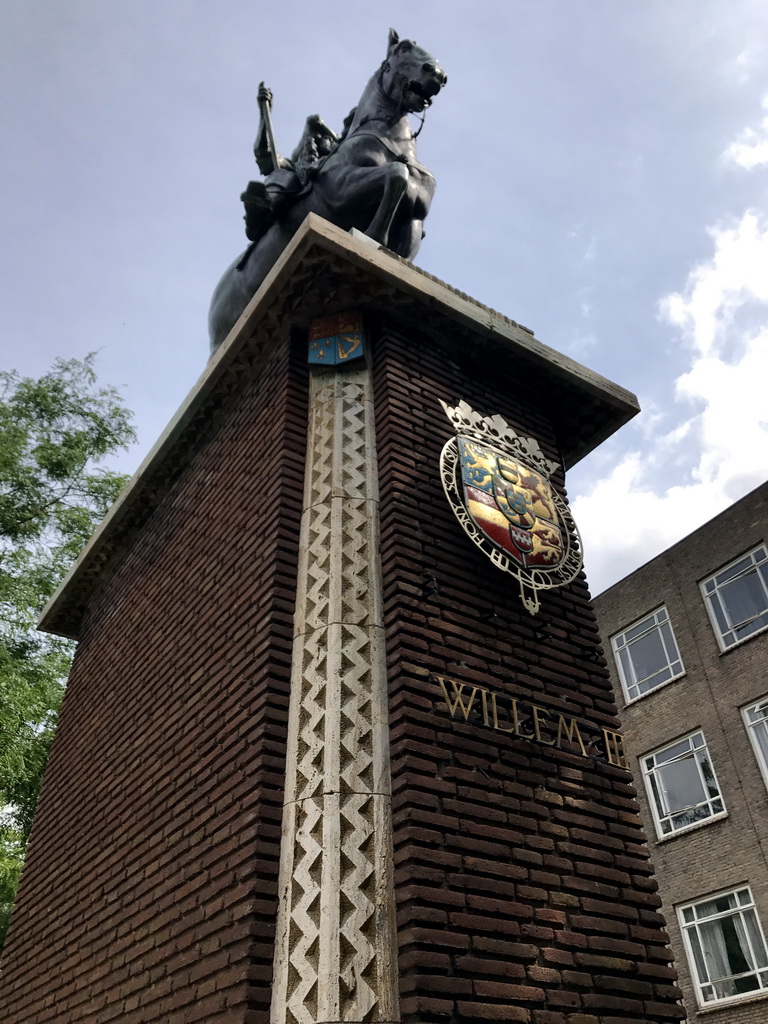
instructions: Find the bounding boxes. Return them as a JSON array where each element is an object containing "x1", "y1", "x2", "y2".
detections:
[{"x1": 270, "y1": 359, "x2": 400, "y2": 1024}]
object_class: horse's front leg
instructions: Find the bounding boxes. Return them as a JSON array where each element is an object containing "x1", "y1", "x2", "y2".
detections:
[{"x1": 363, "y1": 161, "x2": 409, "y2": 247}]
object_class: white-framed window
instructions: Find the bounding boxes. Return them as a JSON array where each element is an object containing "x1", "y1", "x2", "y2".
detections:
[
  {"x1": 743, "y1": 696, "x2": 768, "y2": 789},
  {"x1": 701, "y1": 544, "x2": 768, "y2": 651},
  {"x1": 611, "y1": 606, "x2": 684, "y2": 703},
  {"x1": 679, "y1": 887, "x2": 768, "y2": 1006},
  {"x1": 641, "y1": 730, "x2": 725, "y2": 839}
]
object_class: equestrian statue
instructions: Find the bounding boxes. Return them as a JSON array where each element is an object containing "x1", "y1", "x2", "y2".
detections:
[{"x1": 208, "y1": 29, "x2": 447, "y2": 353}]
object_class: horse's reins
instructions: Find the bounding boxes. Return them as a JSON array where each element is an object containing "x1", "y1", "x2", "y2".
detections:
[
  {"x1": 355, "y1": 64, "x2": 430, "y2": 135},
  {"x1": 347, "y1": 63, "x2": 431, "y2": 165}
]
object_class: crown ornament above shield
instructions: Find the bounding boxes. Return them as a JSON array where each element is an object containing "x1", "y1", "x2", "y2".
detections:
[{"x1": 439, "y1": 399, "x2": 583, "y2": 615}]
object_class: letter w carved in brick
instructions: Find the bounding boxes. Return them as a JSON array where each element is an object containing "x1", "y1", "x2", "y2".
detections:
[{"x1": 437, "y1": 677, "x2": 479, "y2": 720}]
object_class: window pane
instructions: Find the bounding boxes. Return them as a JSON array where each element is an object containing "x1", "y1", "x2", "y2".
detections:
[
  {"x1": 697, "y1": 751, "x2": 720, "y2": 798},
  {"x1": 659, "y1": 621, "x2": 681, "y2": 664},
  {"x1": 670, "y1": 805, "x2": 708, "y2": 829},
  {"x1": 711, "y1": 597, "x2": 731, "y2": 641},
  {"x1": 736, "y1": 616, "x2": 768, "y2": 642},
  {"x1": 656, "y1": 737, "x2": 693, "y2": 764},
  {"x1": 689, "y1": 928, "x2": 710, "y2": 982},
  {"x1": 745, "y1": 702, "x2": 768, "y2": 725},
  {"x1": 754, "y1": 726, "x2": 768, "y2": 772},
  {"x1": 715, "y1": 974, "x2": 760, "y2": 1000},
  {"x1": 706, "y1": 893, "x2": 738, "y2": 916},
  {"x1": 660, "y1": 757, "x2": 705, "y2": 812},
  {"x1": 746, "y1": 911, "x2": 768, "y2": 968},
  {"x1": 624, "y1": 614, "x2": 656, "y2": 643},
  {"x1": 698, "y1": 919, "x2": 740, "y2": 979},
  {"x1": 618, "y1": 646, "x2": 634, "y2": 684},
  {"x1": 704, "y1": 546, "x2": 768, "y2": 649},
  {"x1": 728, "y1": 914, "x2": 755, "y2": 971},
  {"x1": 613, "y1": 606, "x2": 684, "y2": 701},
  {"x1": 721, "y1": 571, "x2": 768, "y2": 628},
  {"x1": 638, "y1": 670, "x2": 671, "y2": 696},
  {"x1": 716, "y1": 555, "x2": 753, "y2": 587},
  {"x1": 626, "y1": 630, "x2": 669, "y2": 684},
  {"x1": 648, "y1": 772, "x2": 664, "y2": 811}
]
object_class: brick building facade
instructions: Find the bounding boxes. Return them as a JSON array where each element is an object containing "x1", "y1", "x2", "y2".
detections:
[
  {"x1": 0, "y1": 218, "x2": 685, "y2": 1023},
  {"x1": 594, "y1": 481, "x2": 768, "y2": 1023}
]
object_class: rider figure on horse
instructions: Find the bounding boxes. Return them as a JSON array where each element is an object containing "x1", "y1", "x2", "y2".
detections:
[{"x1": 240, "y1": 83, "x2": 341, "y2": 243}]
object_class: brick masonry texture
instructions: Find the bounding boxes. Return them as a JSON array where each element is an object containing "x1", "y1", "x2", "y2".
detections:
[
  {"x1": 372, "y1": 318, "x2": 685, "y2": 1024},
  {"x1": 0, "y1": 330, "x2": 307, "y2": 1024},
  {"x1": 594, "y1": 481, "x2": 768, "y2": 1024}
]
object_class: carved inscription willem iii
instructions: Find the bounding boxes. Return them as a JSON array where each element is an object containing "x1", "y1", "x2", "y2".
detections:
[{"x1": 434, "y1": 675, "x2": 628, "y2": 768}]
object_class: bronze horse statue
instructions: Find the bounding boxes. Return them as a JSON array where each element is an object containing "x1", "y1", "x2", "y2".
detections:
[{"x1": 208, "y1": 29, "x2": 447, "y2": 353}]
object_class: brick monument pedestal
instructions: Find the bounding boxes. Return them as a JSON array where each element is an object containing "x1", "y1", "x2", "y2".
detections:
[{"x1": 0, "y1": 216, "x2": 685, "y2": 1024}]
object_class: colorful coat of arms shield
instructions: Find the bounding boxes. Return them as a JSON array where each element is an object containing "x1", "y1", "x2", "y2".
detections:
[
  {"x1": 439, "y1": 400, "x2": 582, "y2": 615},
  {"x1": 458, "y1": 438, "x2": 564, "y2": 569}
]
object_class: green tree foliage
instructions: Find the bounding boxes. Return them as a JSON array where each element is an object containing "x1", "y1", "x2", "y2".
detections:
[{"x1": 0, "y1": 356, "x2": 135, "y2": 948}]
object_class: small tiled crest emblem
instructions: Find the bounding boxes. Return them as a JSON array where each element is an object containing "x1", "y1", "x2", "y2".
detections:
[
  {"x1": 308, "y1": 312, "x2": 365, "y2": 365},
  {"x1": 439, "y1": 400, "x2": 583, "y2": 615}
]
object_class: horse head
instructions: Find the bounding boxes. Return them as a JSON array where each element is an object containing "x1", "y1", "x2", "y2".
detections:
[{"x1": 380, "y1": 28, "x2": 447, "y2": 116}]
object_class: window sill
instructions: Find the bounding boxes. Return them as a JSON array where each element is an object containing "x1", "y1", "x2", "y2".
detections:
[
  {"x1": 654, "y1": 810, "x2": 728, "y2": 844},
  {"x1": 696, "y1": 987, "x2": 768, "y2": 1014}
]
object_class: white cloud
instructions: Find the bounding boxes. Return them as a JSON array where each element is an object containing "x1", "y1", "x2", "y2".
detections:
[
  {"x1": 724, "y1": 97, "x2": 768, "y2": 169},
  {"x1": 573, "y1": 210, "x2": 768, "y2": 594},
  {"x1": 660, "y1": 211, "x2": 768, "y2": 354},
  {"x1": 578, "y1": 285, "x2": 593, "y2": 318},
  {"x1": 565, "y1": 329, "x2": 597, "y2": 359},
  {"x1": 730, "y1": 45, "x2": 758, "y2": 86}
]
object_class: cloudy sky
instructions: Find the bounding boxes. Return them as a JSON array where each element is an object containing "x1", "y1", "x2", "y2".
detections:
[{"x1": 2, "y1": 1, "x2": 768, "y2": 595}]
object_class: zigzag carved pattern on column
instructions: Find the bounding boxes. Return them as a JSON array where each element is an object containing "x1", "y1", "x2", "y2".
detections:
[
  {"x1": 336, "y1": 379, "x2": 372, "y2": 501},
  {"x1": 285, "y1": 798, "x2": 323, "y2": 1022},
  {"x1": 273, "y1": 363, "x2": 399, "y2": 1024}
]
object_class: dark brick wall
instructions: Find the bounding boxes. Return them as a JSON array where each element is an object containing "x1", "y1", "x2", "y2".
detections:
[
  {"x1": 0, "y1": 333, "x2": 306, "y2": 1024},
  {"x1": 373, "y1": 321, "x2": 684, "y2": 1024},
  {"x1": 594, "y1": 482, "x2": 768, "y2": 1023}
]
